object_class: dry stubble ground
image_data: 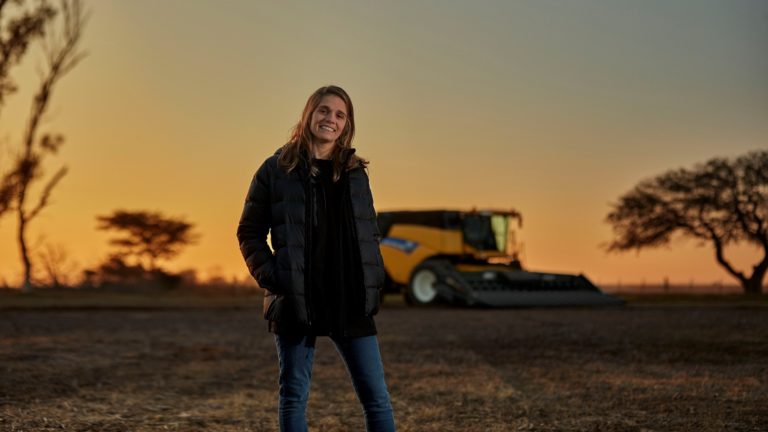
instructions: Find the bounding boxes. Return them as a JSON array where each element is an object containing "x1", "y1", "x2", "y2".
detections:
[{"x1": 0, "y1": 293, "x2": 766, "y2": 431}]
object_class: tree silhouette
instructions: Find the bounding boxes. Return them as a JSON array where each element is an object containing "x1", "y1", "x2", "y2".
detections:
[
  {"x1": 0, "y1": 173, "x2": 13, "y2": 219},
  {"x1": 0, "y1": 0, "x2": 87, "y2": 291},
  {"x1": 0, "y1": 0, "x2": 56, "y2": 112},
  {"x1": 606, "y1": 150, "x2": 768, "y2": 294},
  {"x1": 0, "y1": 0, "x2": 57, "y2": 221},
  {"x1": 97, "y1": 210, "x2": 199, "y2": 272},
  {"x1": 36, "y1": 241, "x2": 77, "y2": 287}
]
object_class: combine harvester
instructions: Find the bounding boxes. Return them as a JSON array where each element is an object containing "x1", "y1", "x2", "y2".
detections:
[{"x1": 378, "y1": 209, "x2": 623, "y2": 307}]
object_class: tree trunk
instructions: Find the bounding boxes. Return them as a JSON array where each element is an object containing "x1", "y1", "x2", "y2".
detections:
[
  {"x1": 742, "y1": 262, "x2": 767, "y2": 295},
  {"x1": 710, "y1": 235, "x2": 768, "y2": 295},
  {"x1": 742, "y1": 279, "x2": 762, "y2": 294},
  {"x1": 18, "y1": 213, "x2": 32, "y2": 292}
]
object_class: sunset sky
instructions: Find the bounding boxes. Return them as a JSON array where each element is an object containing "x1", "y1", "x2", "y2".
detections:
[{"x1": 0, "y1": 0, "x2": 766, "y2": 287}]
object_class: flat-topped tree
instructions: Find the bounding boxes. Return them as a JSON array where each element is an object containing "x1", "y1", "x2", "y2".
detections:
[
  {"x1": 97, "y1": 210, "x2": 199, "y2": 272},
  {"x1": 606, "y1": 150, "x2": 768, "y2": 294}
]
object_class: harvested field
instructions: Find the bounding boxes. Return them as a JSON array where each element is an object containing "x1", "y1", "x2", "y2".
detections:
[{"x1": 1, "y1": 294, "x2": 766, "y2": 431}]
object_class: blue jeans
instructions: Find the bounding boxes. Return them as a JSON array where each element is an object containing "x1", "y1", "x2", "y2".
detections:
[{"x1": 274, "y1": 334, "x2": 396, "y2": 432}]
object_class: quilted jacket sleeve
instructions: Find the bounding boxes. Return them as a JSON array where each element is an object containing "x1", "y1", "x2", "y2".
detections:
[
  {"x1": 237, "y1": 159, "x2": 278, "y2": 291},
  {"x1": 367, "y1": 171, "x2": 383, "y2": 245}
]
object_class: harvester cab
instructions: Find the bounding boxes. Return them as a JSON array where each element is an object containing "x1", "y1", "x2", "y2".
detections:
[
  {"x1": 459, "y1": 210, "x2": 523, "y2": 266},
  {"x1": 377, "y1": 209, "x2": 623, "y2": 307}
]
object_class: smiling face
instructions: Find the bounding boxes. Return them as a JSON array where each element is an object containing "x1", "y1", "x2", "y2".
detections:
[{"x1": 309, "y1": 94, "x2": 348, "y2": 147}]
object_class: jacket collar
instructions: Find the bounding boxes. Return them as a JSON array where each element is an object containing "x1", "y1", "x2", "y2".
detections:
[
  {"x1": 339, "y1": 147, "x2": 356, "y2": 167},
  {"x1": 273, "y1": 145, "x2": 360, "y2": 177}
]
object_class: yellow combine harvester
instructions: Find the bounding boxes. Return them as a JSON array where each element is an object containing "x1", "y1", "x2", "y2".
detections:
[{"x1": 378, "y1": 209, "x2": 623, "y2": 307}]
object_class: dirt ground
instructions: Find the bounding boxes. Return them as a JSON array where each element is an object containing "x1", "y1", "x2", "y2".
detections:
[{"x1": 1, "y1": 297, "x2": 766, "y2": 431}]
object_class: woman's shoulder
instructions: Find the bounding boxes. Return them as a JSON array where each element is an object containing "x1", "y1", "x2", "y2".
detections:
[
  {"x1": 253, "y1": 149, "x2": 283, "y2": 179},
  {"x1": 345, "y1": 155, "x2": 369, "y2": 172},
  {"x1": 260, "y1": 148, "x2": 283, "y2": 167}
]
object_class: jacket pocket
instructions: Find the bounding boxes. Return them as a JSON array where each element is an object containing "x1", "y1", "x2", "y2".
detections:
[
  {"x1": 263, "y1": 291, "x2": 283, "y2": 321},
  {"x1": 255, "y1": 260, "x2": 272, "y2": 287},
  {"x1": 257, "y1": 257, "x2": 284, "y2": 294}
]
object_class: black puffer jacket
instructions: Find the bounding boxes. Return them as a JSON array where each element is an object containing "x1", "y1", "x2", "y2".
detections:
[{"x1": 237, "y1": 148, "x2": 385, "y2": 325}]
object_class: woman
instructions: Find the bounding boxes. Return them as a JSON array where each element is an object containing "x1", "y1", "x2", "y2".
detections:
[{"x1": 237, "y1": 85, "x2": 396, "y2": 432}]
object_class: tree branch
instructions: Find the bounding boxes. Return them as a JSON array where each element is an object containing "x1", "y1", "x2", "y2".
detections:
[
  {"x1": 25, "y1": 165, "x2": 66, "y2": 221},
  {"x1": 16, "y1": 0, "x2": 82, "y2": 211},
  {"x1": 732, "y1": 198, "x2": 753, "y2": 237},
  {"x1": 702, "y1": 218, "x2": 747, "y2": 284},
  {"x1": 21, "y1": 0, "x2": 84, "y2": 156},
  {"x1": 748, "y1": 196, "x2": 768, "y2": 244}
]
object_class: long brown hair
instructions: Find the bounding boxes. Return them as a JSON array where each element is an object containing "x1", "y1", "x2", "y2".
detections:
[{"x1": 278, "y1": 85, "x2": 368, "y2": 181}]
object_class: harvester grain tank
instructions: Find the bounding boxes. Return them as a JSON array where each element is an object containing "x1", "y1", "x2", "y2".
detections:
[{"x1": 377, "y1": 209, "x2": 623, "y2": 307}]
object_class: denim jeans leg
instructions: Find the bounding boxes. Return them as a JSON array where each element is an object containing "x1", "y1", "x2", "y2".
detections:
[
  {"x1": 274, "y1": 334, "x2": 316, "y2": 432},
  {"x1": 332, "y1": 335, "x2": 396, "y2": 432}
]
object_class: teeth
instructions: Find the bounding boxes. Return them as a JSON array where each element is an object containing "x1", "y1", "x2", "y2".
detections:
[{"x1": 320, "y1": 125, "x2": 335, "y2": 132}]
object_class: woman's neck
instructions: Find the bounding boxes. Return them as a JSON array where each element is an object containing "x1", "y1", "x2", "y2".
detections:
[{"x1": 312, "y1": 142, "x2": 335, "y2": 160}]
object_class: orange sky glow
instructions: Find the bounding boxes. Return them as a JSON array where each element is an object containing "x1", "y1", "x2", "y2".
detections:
[{"x1": 0, "y1": 1, "x2": 766, "y2": 288}]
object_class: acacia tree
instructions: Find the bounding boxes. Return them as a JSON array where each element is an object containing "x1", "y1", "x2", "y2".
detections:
[
  {"x1": 97, "y1": 210, "x2": 199, "y2": 272},
  {"x1": 0, "y1": 0, "x2": 86, "y2": 291},
  {"x1": 606, "y1": 150, "x2": 768, "y2": 294}
]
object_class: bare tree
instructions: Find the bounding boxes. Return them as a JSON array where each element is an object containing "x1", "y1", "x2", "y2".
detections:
[
  {"x1": 0, "y1": 0, "x2": 57, "y2": 113},
  {"x1": 36, "y1": 241, "x2": 78, "y2": 287},
  {"x1": 97, "y1": 210, "x2": 199, "y2": 272},
  {"x1": 0, "y1": 0, "x2": 86, "y2": 291},
  {"x1": 606, "y1": 150, "x2": 768, "y2": 294},
  {"x1": 0, "y1": 0, "x2": 58, "y2": 220}
]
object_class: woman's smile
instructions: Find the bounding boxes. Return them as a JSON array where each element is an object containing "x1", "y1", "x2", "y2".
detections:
[{"x1": 310, "y1": 94, "x2": 347, "y2": 145}]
